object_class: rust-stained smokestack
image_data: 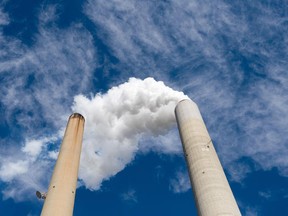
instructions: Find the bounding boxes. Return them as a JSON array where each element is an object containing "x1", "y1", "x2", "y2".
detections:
[{"x1": 40, "y1": 113, "x2": 85, "y2": 216}]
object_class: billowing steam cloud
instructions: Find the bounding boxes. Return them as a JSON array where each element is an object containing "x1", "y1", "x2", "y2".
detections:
[{"x1": 72, "y1": 77, "x2": 188, "y2": 189}]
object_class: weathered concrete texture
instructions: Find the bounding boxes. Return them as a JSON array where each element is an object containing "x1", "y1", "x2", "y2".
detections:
[
  {"x1": 41, "y1": 113, "x2": 85, "y2": 216},
  {"x1": 175, "y1": 99, "x2": 241, "y2": 216}
]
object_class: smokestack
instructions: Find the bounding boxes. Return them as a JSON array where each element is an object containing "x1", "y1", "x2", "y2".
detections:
[
  {"x1": 40, "y1": 113, "x2": 85, "y2": 216},
  {"x1": 175, "y1": 99, "x2": 241, "y2": 216}
]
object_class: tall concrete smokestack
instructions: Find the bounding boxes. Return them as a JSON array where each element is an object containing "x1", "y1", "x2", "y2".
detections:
[
  {"x1": 40, "y1": 113, "x2": 85, "y2": 216},
  {"x1": 175, "y1": 99, "x2": 241, "y2": 216}
]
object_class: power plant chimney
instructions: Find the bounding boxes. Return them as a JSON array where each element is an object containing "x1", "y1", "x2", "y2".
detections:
[
  {"x1": 39, "y1": 113, "x2": 85, "y2": 216},
  {"x1": 175, "y1": 99, "x2": 241, "y2": 216}
]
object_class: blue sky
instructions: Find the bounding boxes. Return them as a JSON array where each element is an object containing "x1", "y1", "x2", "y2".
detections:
[{"x1": 0, "y1": 0, "x2": 288, "y2": 215}]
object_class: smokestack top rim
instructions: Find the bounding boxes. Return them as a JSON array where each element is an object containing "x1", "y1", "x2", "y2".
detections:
[
  {"x1": 177, "y1": 98, "x2": 191, "y2": 104},
  {"x1": 69, "y1": 113, "x2": 85, "y2": 121},
  {"x1": 175, "y1": 99, "x2": 193, "y2": 112}
]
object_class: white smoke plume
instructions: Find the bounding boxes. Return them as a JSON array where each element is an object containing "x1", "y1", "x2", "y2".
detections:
[{"x1": 72, "y1": 77, "x2": 188, "y2": 189}]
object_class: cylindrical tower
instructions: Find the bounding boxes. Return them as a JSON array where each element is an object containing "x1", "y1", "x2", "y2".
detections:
[
  {"x1": 175, "y1": 99, "x2": 241, "y2": 216},
  {"x1": 40, "y1": 113, "x2": 85, "y2": 216}
]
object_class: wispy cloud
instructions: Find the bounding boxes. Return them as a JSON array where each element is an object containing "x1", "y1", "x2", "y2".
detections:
[
  {"x1": 120, "y1": 189, "x2": 138, "y2": 203},
  {"x1": 169, "y1": 170, "x2": 191, "y2": 194},
  {"x1": 0, "y1": 5, "x2": 9, "y2": 26},
  {"x1": 0, "y1": 160, "x2": 29, "y2": 182},
  {"x1": 258, "y1": 191, "x2": 272, "y2": 200},
  {"x1": 0, "y1": 4, "x2": 97, "y2": 200},
  {"x1": 83, "y1": 0, "x2": 246, "y2": 79},
  {"x1": 244, "y1": 206, "x2": 260, "y2": 216},
  {"x1": 0, "y1": 4, "x2": 96, "y2": 134},
  {"x1": 258, "y1": 188, "x2": 288, "y2": 201},
  {"x1": 0, "y1": 135, "x2": 60, "y2": 201}
]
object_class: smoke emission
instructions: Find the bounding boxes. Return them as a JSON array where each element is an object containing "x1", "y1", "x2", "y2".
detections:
[{"x1": 72, "y1": 77, "x2": 188, "y2": 189}]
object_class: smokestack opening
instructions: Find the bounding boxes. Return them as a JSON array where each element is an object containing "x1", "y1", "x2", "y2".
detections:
[{"x1": 69, "y1": 113, "x2": 85, "y2": 121}]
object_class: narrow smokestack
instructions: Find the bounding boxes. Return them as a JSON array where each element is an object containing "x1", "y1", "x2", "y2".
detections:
[
  {"x1": 175, "y1": 99, "x2": 241, "y2": 216},
  {"x1": 40, "y1": 113, "x2": 85, "y2": 216}
]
